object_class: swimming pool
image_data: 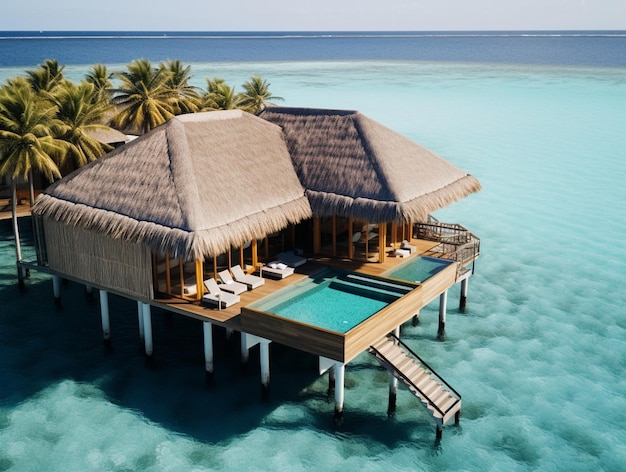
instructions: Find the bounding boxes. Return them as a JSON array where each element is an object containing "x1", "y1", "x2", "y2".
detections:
[
  {"x1": 384, "y1": 255, "x2": 454, "y2": 283},
  {"x1": 248, "y1": 268, "x2": 415, "y2": 334}
]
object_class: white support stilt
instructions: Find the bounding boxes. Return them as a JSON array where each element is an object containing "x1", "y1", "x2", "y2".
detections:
[
  {"x1": 99, "y1": 289, "x2": 110, "y2": 341},
  {"x1": 52, "y1": 274, "x2": 61, "y2": 307},
  {"x1": 136, "y1": 301, "x2": 144, "y2": 341},
  {"x1": 460, "y1": 277, "x2": 469, "y2": 311},
  {"x1": 141, "y1": 302, "x2": 153, "y2": 357},
  {"x1": 260, "y1": 339, "x2": 271, "y2": 398},
  {"x1": 334, "y1": 363, "x2": 345, "y2": 420},
  {"x1": 203, "y1": 321, "x2": 214, "y2": 380},
  {"x1": 438, "y1": 290, "x2": 448, "y2": 338},
  {"x1": 241, "y1": 333, "x2": 252, "y2": 364},
  {"x1": 319, "y1": 356, "x2": 336, "y2": 395},
  {"x1": 241, "y1": 332, "x2": 264, "y2": 364}
]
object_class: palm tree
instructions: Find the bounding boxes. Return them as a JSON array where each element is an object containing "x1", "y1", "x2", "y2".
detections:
[
  {"x1": 26, "y1": 59, "x2": 66, "y2": 94},
  {"x1": 202, "y1": 78, "x2": 241, "y2": 111},
  {"x1": 48, "y1": 81, "x2": 113, "y2": 170},
  {"x1": 85, "y1": 64, "x2": 114, "y2": 104},
  {"x1": 160, "y1": 59, "x2": 201, "y2": 115},
  {"x1": 239, "y1": 76, "x2": 283, "y2": 114},
  {"x1": 110, "y1": 59, "x2": 176, "y2": 134},
  {"x1": 0, "y1": 78, "x2": 65, "y2": 280}
]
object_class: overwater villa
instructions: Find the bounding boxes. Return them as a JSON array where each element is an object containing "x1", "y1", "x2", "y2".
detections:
[{"x1": 29, "y1": 107, "x2": 481, "y2": 437}]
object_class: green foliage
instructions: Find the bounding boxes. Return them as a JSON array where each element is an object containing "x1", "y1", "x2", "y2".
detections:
[
  {"x1": 202, "y1": 78, "x2": 242, "y2": 111},
  {"x1": 47, "y1": 81, "x2": 113, "y2": 168},
  {"x1": 25, "y1": 59, "x2": 66, "y2": 94},
  {"x1": 85, "y1": 64, "x2": 114, "y2": 103},
  {"x1": 0, "y1": 77, "x2": 64, "y2": 182},
  {"x1": 239, "y1": 76, "x2": 284, "y2": 114},
  {"x1": 0, "y1": 58, "x2": 285, "y2": 183},
  {"x1": 160, "y1": 59, "x2": 201, "y2": 115},
  {"x1": 110, "y1": 59, "x2": 177, "y2": 134}
]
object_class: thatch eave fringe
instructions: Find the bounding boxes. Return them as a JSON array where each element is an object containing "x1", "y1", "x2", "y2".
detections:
[
  {"x1": 306, "y1": 174, "x2": 481, "y2": 223},
  {"x1": 34, "y1": 194, "x2": 312, "y2": 261}
]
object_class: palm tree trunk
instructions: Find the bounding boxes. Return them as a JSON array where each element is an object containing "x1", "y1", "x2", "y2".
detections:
[
  {"x1": 28, "y1": 170, "x2": 35, "y2": 206},
  {"x1": 28, "y1": 170, "x2": 43, "y2": 265},
  {"x1": 11, "y1": 179, "x2": 25, "y2": 284}
]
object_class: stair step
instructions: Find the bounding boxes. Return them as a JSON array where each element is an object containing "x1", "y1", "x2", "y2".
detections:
[
  {"x1": 408, "y1": 370, "x2": 428, "y2": 385},
  {"x1": 374, "y1": 341, "x2": 394, "y2": 355},
  {"x1": 403, "y1": 364, "x2": 423, "y2": 380},
  {"x1": 396, "y1": 356, "x2": 415, "y2": 371},
  {"x1": 372, "y1": 337, "x2": 393, "y2": 351},
  {"x1": 415, "y1": 374, "x2": 434, "y2": 391},
  {"x1": 438, "y1": 396, "x2": 459, "y2": 412},
  {"x1": 423, "y1": 383, "x2": 442, "y2": 398},
  {"x1": 430, "y1": 389, "x2": 451, "y2": 407}
]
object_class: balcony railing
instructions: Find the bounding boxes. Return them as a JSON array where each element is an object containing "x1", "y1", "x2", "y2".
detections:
[{"x1": 414, "y1": 217, "x2": 480, "y2": 279}]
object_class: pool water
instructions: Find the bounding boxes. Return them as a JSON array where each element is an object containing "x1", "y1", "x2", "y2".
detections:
[
  {"x1": 249, "y1": 269, "x2": 414, "y2": 333},
  {"x1": 384, "y1": 255, "x2": 454, "y2": 283}
]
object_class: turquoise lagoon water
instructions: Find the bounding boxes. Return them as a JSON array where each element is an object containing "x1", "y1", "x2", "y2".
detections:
[
  {"x1": 1, "y1": 60, "x2": 626, "y2": 470},
  {"x1": 385, "y1": 256, "x2": 454, "y2": 284},
  {"x1": 249, "y1": 270, "x2": 412, "y2": 333}
]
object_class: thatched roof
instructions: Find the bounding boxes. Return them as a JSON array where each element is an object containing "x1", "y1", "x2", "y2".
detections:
[
  {"x1": 34, "y1": 110, "x2": 312, "y2": 260},
  {"x1": 85, "y1": 127, "x2": 130, "y2": 146},
  {"x1": 260, "y1": 107, "x2": 481, "y2": 223}
]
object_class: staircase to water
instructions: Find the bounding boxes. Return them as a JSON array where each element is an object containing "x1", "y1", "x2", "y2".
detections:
[{"x1": 369, "y1": 335, "x2": 461, "y2": 435}]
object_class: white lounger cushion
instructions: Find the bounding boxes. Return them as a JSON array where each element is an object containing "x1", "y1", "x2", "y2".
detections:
[
  {"x1": 231, "y1": 265, "x2": 264, "y2": 289},
  {"x1": 217, "y1": 269, "x2": 248, "y2": 294},
  {"x1": 400, "y1": 240, "x2": 417, "y2": 253},
  {"x1": 202, "y1": 278, "x2": 240, "y2": 308}
]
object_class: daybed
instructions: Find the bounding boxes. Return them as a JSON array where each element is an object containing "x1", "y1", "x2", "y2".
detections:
[
  {"x1": 261, "y1": 261, "x2": 295, "y2": 279},
  {"x1": 276, "y1": 250, "x2": 307, "y2": 268}
]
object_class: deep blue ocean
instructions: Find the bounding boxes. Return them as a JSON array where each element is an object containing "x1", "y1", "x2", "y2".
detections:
[
  {"x1": 1, "y1": 30, "x2": 626, "y2": 68},
  {"x1": 1, "y1": 32, "x2": 625, "y2": 471}
]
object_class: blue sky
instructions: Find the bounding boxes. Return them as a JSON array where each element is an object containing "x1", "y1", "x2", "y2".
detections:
[{"x1": 1, "y1": 0, "x2": 625, "y2": 31}]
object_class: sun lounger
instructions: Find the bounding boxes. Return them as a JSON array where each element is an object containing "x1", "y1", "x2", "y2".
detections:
[
  {"x1": 202, "y1": 278, "x2": 240, "y2": 308},
  {"x1": 400, "y1": 239, "x2": 417, "y2": 253},
  {"x1": 217, "y1": 269, "x2": 248, "y2": 294},
  {"x1": 276, "y1": 250, "x2": 307, "y2": 268},
  {"x1": 394, "y1": 248, "x2": 411, "y2": 258},
  {"x1": 231, "y1": 264, "x2": 264, "y2": 289},
  {"x1": 261, "y1": 261, "x2": 295, "y2": 279}
]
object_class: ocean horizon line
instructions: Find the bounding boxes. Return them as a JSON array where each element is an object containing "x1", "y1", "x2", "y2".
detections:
[{"x1": 1, "y1": 29, "x2": 626, "y2": 41}]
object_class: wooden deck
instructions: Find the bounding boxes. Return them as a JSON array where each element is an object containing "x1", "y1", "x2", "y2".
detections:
[
  {"x1": 154, "y1": 238, "x2": 455, "y2": 362},
  {"x1": 0, "y1": 198, "x2": 32, "y2": 221}
]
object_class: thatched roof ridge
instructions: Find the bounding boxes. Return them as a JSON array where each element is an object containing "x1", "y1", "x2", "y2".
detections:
[
  {"x1": 34, "y1": 110, "x2": 312, "y2": 260},
  {"x1": 260, "y1": 107, "x2": 481, "y2": 222}
]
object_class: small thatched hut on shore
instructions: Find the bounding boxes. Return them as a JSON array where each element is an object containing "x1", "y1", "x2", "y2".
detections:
[
  {"x1": 33, "y1": 107, "x2": 479, "y2": 301},
  {"x1": 85, "y1": 127, "x2": 130, "y2": 149}
]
